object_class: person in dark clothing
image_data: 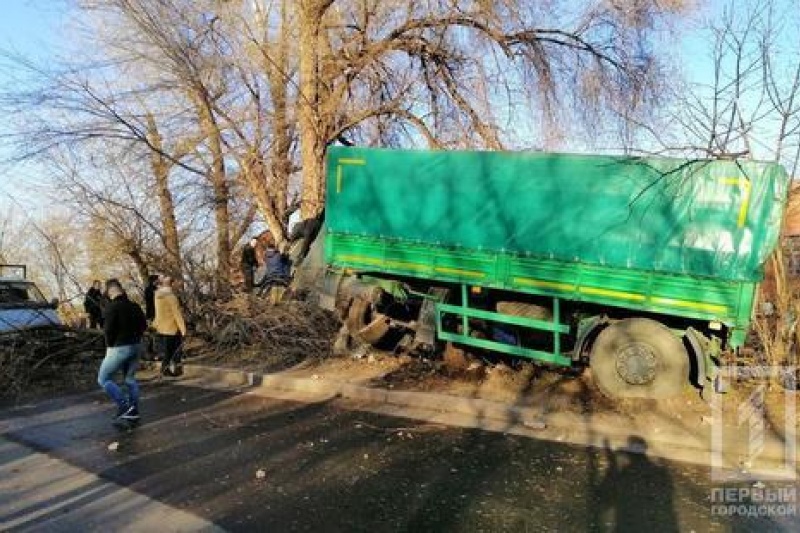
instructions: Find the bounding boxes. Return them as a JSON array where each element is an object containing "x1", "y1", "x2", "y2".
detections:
[
  {"x1": 84, "y1": 280, "x2": 104, "y2": 329},
  {"x1": 97, "y1": 279, "x2": 147, "y2": 425},
  {"x1": 265, "y1": 244, "x2": 291, "y2": 280},
  {"x1": 258, "y1": 243, "x2": 291, "y2": 296},
  {"x1": 144, "y1": 274, "x2": 159, "y2": 322},
  {"x1": 143, "y1": 274, "x2": 160, "y2": 358},
  {"x1": 240, "y1": 237, "x2": 259, "y2": 292}
]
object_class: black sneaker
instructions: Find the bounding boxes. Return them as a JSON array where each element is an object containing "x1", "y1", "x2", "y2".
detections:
[{"x1": 119, "y1": 404, "x2": 140, "y2": 422}]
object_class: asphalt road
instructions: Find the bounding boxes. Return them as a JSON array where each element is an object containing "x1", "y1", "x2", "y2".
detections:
[{"x1": 0, "y1": 381, "x2": 797, "y2": 532}]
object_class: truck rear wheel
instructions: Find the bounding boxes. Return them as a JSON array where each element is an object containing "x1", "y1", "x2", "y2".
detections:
[{"x1": 590, "y1": 318, "x2": 688, "y2": 399}]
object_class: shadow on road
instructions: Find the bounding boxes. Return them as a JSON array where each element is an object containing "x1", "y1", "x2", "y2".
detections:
[
  {"x1": 2, "y1": 382, "x2": 794, "y2": 532},
  {"x1": 594, "y1": 435, "x2": 678, "y2": 533}
]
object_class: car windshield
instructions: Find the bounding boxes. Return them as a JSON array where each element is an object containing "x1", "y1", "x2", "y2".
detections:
[{"x1": 0, "y1": 281, "x2": 47, "y2": 305}]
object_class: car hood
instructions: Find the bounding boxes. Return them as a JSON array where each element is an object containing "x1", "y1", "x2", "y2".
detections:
[{"x1": 0, "y1": 308, "x2": 62, "y2": 333}]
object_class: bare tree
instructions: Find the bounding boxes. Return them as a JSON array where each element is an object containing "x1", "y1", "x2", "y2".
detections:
[
  {"x1": 642, "y1": 0, "x2": 800, "y2": 170},
  {"x1": 206, "y1": 0, "x2": 300, "y2": 246},
  {"x1": 85, "y1": 0, "x2": 240, "y2": 280},
  {"x1": 45, "y1": 146, "x2": 166, "y2": 282},
  {"x1": 649, "y1": 0, "x2": 800, "y2": 368},
  {"x1": 1, "y1": 0, "x2": 688, "y2": 290},
  {"x1": 291, "y1": 0, "x2": 686, "y2": 217},
  {"x1": 0, "y1": 54, "x2": 197, "y2": 280},
  {"x1": 0, "y1": 195, "x2": 88, "y2": 302},
  {"x1": 1, "y1": 0, "x2": 249, "y2": 286}
]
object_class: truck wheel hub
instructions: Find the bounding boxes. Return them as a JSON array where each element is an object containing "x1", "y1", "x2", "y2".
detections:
[{"x1": 615, "y1": 343, "x2": 658, "y2": 385}]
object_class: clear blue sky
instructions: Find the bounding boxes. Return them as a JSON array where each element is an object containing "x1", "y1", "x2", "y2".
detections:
[
  {"x1": 678, "y1": 0, "x2": 798, "y2": 81},
  {"x1": 0, "y1": 1, "x2": 72, "y2": 210},
  {"x1": 0, "y1": 0, "x2": 69, "y2": 59}
]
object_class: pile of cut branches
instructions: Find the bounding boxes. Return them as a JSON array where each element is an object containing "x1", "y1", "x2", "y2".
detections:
[
  {"x1": 0, "y1": 327, "x2": 105, "y2": 402},
  {"x1": 193, "y1": 295, "x2": 341, "y2": 365}
]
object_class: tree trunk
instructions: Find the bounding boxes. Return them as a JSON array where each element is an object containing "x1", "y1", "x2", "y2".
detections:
[
  {"x1": 210, "y1": 154, "x2": 232, "y2": 282},
  {"x1": 145, "y1": 114, "x2": 182, "y2": 279},
  {"x1": 269, "y1": 0, "x2": 293, "y2": 226},
  {"x1": 194, "y1": 91, "x2": 232, "y2": 284},
  {"x1": 243, "y1": 155, "x2": 288, "y2": 245},
  {"x1": 248, "y1": 0, "x2": 293, "y2": 246},
  {"x1": 128, "y1": 248, "x2": 150, "y2": 285},
  {"x1": 298, "y1": 0, "x2": 327, "y2": 219}
]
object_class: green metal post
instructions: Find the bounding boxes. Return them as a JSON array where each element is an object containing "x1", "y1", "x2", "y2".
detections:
[
  {"x1": 553, "y1": 297, "x2": 561, "y2": 356},
  {"x1": 461, "y1": 284, "x2": 469, "y2": 337}
]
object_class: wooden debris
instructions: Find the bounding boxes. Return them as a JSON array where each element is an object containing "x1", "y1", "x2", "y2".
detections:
[{"x1": 193, "y1": 295, "x2": 340, "y2": 361}]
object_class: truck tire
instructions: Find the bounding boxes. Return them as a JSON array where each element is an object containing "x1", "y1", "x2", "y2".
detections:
[
  {"x1": 590, "y1": 318, "x2": 688, "y2": 399},
  {"x1": 345, "y1": 298, "x2": 389, "y2": 346}
]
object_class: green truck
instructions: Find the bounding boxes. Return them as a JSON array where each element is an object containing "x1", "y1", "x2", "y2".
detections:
[{"x1": 307, "y1": 146, "x2": 790, "y2": 399}]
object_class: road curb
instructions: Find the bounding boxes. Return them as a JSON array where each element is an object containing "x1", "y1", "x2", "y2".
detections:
[
  {"x1": 183, "y1": 364, "x2": 541, "y2": 424},
  {"x1": 180, "y1": 364, "x2": 795, "y2": 474}
]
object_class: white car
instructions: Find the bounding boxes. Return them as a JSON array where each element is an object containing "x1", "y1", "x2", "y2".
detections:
[{"x1": 0, "y1": 277, "x2": 61, "y2": 333}]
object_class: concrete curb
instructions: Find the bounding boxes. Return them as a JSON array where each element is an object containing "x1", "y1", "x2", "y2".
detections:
[
  {"x1": 182, "y1": 364, "x2": 544, "y2": 425},
  {"x1": 180, "y1": 364, "x2": 796, "y2": 475}
]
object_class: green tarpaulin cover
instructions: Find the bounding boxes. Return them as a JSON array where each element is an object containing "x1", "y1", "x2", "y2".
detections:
[{"x1": 326, "y1": 147, "x2": 790, "y2": 283}]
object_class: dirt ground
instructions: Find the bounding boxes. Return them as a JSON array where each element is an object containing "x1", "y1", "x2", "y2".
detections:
[{"x1": 186, "y1": 339, "x2": 797, "y2": 437}]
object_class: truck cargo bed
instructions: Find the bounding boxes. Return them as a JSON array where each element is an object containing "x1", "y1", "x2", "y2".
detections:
[{"x1": 325, "y1": 147, "x2": 789, "y2": 283}]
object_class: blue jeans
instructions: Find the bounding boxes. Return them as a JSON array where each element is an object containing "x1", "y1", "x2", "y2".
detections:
[{"x1": 97, "y1": 343, "x2": 142, "y2": 411}]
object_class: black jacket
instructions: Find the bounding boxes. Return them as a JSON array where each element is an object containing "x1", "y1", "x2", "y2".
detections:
[
  {"x1": 104, "y1": 294, "x2": 147, "y2": 347},
  {"x1": 84, "y1": 288, "x2": 103, "y2": 316},
  {"x1": 144, "y1": 284, "x2": 156, "y2": 321},
  {"x1": 241, "y1": 244, "x2": 258, "y2": 268},
  {"x1": 264, "y1": 248, "x2": 291, "y2": 279}
]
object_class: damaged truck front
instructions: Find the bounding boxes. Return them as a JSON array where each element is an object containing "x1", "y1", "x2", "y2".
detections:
[{"x1": 301, "y1": 147, "x2": 790, "y2": 400}]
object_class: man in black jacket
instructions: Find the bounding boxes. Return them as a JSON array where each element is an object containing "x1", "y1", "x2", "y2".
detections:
[{"x1": 97, "y1": 279, "x2": 147, "y2": 425}]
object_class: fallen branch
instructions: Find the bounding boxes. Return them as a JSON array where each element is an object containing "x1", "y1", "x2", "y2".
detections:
[
  {"x1": 193, "y1": 294, "x2": 341, "y2": 363},
  {"x1": 0, "y1": 326, "x2": 105, "y2": 401}
]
